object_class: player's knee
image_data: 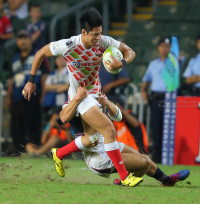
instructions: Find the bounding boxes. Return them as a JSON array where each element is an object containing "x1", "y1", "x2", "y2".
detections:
[
  {"x1": 90, "y1": 140, "x2": 99, "y2": 147},
  {"x1": 143, "y1": 155, "x2": 151, "y2": 168}
]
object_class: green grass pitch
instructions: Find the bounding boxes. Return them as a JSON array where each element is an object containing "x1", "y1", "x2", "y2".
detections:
[{"x1": 0, "y1": 157, "x2": 199, "y2": 204}]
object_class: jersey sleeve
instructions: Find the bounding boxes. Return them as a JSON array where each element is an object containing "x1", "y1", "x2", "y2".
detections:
[
  {"x1": 50, "y1": 37, "x2": 75, "y2": 56},
  {"x1": 99, "y1": 35, "x2": 120, "y2": 49}
]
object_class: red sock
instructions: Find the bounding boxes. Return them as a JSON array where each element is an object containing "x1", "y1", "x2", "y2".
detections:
[
  {"x1": 106, "y1": 149, "x2": 128, "y2": 181},
  {"x1": 56, "y1": 140, "x2": 81, "y2": 159}
]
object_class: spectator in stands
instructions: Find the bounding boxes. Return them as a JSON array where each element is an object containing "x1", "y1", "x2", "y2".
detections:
[
  {"x1": 183, "y1": 35, "x2": 200, "y2": 96},
  {"x1": 8, "y1": 0, "x2": 28, "y2": 19},
  {"x1": 2, "y1": 0, "x2": 10, "y2": 17},
  {"x1": 26, "y1": 107, "x2": 74, "y2": 156},
  {"x1": 6, "y1": 30, "x2": 49, "y2": 154},
  {"x1": 99, "y1": 63, "x2": 130, "y2": 96},
  {"x1": 8, "y1": 0, "x2": 29, "y2": 33},
  {"x1": 0, "y1": 0, "x2": 14, "y2": 47},
  {"x1": 101, "y1": 95, "x2": 148, "y2": 154},
  {"x1": 26, "y1": 3, "x2": 46, "y2": 49},
  {"x1": 42, "y1": 55, "x2": 69, "y2": 110}
]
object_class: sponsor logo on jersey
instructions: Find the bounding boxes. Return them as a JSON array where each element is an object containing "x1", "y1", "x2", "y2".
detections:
[
  {"x1": 72, "y1": 62, "x2": 80, "y2": 67},
  {"x1": 66, "y1": 40, "x2": 73, "y2": 47},
  {"x1": 72, "y1": 60, "x2": 101, "y2": 67}
]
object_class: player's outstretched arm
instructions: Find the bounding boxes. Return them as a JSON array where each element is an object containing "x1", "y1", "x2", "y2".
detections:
[
  {"x1": 60, "y1": 87, "x2": 88, "y2": 123},
  {"x1": 118, "y1": 42, "x2": 136, "y2": 64},
  {"x1": 22, "y1": 44, "x2": 53, "y2": 101}
]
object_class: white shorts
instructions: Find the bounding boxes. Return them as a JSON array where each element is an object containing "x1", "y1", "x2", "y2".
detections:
[
  {"x1": 84, "y1": 142, "x2": 125, "y2": 178},
  {"x1": 77, "y1": 94, "x2": 101, "y2": 115}
]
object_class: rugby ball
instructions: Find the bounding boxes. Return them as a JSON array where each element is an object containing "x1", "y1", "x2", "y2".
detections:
[{"x1": 103, "y1": 46, "x2": 123, "y2": 74}]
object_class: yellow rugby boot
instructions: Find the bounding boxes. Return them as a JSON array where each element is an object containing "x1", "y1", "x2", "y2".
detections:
[
  {"x1": 121, "y1": 173, "x2": 143, "y2": 187},
  {"x1": 51, "y1": 148, "x2": 65, "y2": 177}
]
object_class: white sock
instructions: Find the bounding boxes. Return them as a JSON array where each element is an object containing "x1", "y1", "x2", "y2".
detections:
[{"x1": 75, "y1": 137, "x2": 88, "y2": 151}]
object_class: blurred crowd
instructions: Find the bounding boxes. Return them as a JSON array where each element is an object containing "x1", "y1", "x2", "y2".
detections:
[
  {"x1": 0, "y1": 1, "x2": 46, "y2": 49},
  {"x1": 1, "y1": 1, "x2": 200, "y2": 163}
]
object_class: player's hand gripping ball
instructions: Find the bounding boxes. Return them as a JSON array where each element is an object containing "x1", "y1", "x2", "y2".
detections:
[{"x1": 103, "y1": 46, "x2": 123, "y2": 74}]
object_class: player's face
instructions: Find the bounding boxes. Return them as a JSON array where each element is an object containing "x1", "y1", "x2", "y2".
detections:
[
  {"x1": 84, "y1": 26, "x2": 102, "y2": 47},
  {"x1": 158, "y1": 43, "x2": 171, "y2": 58},
  {"x1": 17, "y1": 36, "x2": 32, "y2": 51}
]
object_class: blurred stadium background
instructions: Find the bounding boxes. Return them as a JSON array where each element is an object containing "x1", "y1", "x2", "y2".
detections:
[
  {"x1": 1, "y1": 1, "x2": 200, "y2": 204},
  {"x1": 0, "y1": 0, "x2": 200, "y2": 157}
]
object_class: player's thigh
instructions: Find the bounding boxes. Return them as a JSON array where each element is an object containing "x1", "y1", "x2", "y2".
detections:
[
  {"x1": 122, "y1": 144, "x2": 140, "y2": 154},
  {"x1": 81, "y1": 116, "x2": 97, "y2": 136},
  {"x1": 81, "y1": 105, "x2": 116, "y2": 138}
]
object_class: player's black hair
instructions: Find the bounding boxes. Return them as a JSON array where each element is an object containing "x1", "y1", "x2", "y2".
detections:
[
  {"x1": 80, "y1": 7, "x2": 103, "y2": 33},
  {"x1": 29, "y1": 3, "x2": 41, "y2": 11}
]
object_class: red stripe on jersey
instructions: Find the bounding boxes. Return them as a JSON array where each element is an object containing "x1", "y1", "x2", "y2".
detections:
[
  {"x1": 91, "y1": 71, "x2": 97, "y2": 77},
  {"x1": 85, "y1": 67, "x2": 92, "y2": 71},
  {"x1": 91, "y1": 81, "x2": 96, "y2": 85},
  {"x1": 73, "y1": 73, "x2": 81, "y2": 81},
  {"x1": 68, "y1": 65, "x2": 74, "y2": 72},
  {"x1": 67, "y1": 55, "x2": 74, "y2": 61},
  {"x1": 89, "y1": 91, "x2": 99, "y2": 94},
  {"x1": 92, "y1": 87, "x2": 99, "y2": 92},
  {"x1": 78, "y1": 45, "x2": 84, "y2": 51},
  {"x1": 84, "y1": 80, "x2": 89, "y2": 86},
  {"x1": 80, "y1": 81, "x2": 84, "y2": 86},
  {"x1": 99, "y1": 47, "x2": 105, "y2": 52},
  {"x1": 92, "y1": 47, "x2": 96, "y2": 52},
  {"x1": 92, "y1": 57, "x2": 98, "y2": 61},
  {"x1": 74, "y1": 48, "x2": 83, "y2": 55},
  {"x1": 82, "y1": 54, "x2": 90, "y2": 61},
  {"x1": 88, "y1": 75, "x2": 94, "y2": 82},
  {"x1": 77, "y1": 72, "x2": 85, "y2": 78},
  {"x1": 94, "y1": 66, "x2": 100, "y2": 71},
  {"x1": 65, "y1": 58, "x2": 69, "y2": 63},
  {"x1": 86, "y1": 51, "x2": 93, "y2": 57}
]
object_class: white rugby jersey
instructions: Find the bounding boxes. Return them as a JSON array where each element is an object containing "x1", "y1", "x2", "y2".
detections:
[{"x1": 50, "y1": 34, "x2": 120, "y2": 101}]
